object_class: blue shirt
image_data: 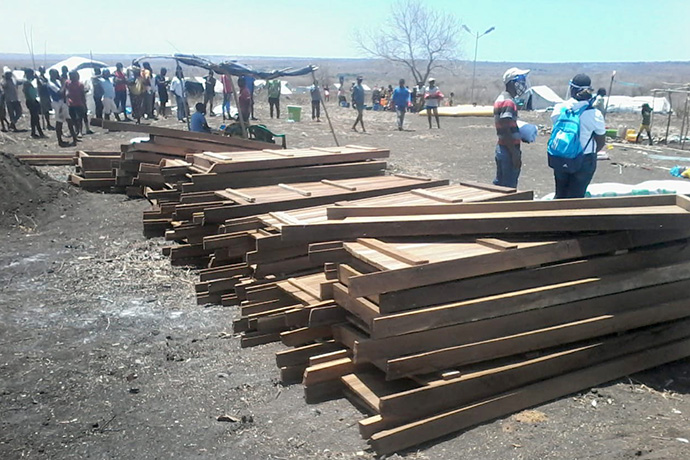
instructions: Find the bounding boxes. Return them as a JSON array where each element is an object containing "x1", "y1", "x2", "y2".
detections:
[
  {"x1": 100, "y1": 78, "x2": 115, "y2": 99},
  {"x1": 244, "y1": 76, "x2": 255, "y2": 94},
  {"x1": 392, "y1": 86, "x2": 410, "y2": 108},
  {"x1": 352, "y1": 84, "x2": 365, "y2": 106},
  {"x1": 190, "y1": 112, "x2": 209, "y2": 132}
]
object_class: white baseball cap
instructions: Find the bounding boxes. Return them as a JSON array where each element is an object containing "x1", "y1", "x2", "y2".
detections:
[{"x1": 502, "y1": 67, "x2": 530, "y2": 84}]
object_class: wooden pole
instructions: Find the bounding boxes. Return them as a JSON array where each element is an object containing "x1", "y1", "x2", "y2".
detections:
[
  {"x1": 681, "y1": 95, "x2": 689, "y2": 150},
  {"x1": 665, "y1": 91, "x2": 673, "y2": 144},
  {"x1": 230, "y1": 75, "x2": 247, "y2": 138},
  {"x1": 603, "y1": 70, "x2": 615, "y2": 116},
  {"x1": 312, "y1": 70, "x2": 339, "y2": 147}
]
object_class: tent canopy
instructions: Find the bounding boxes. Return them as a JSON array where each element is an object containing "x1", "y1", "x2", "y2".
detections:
[
  {"x1": 604, "y1": 95, "x2": 671, "y2": 114},
  {"x1": 132, "y1": 54, "x2": 317, "y2": 79},
  {"x1": 48, "y1": 56, "x2": 108, "y2": 72},
  {"x1": 518, "y1": 85, "x2": 563, "y2": 111}
]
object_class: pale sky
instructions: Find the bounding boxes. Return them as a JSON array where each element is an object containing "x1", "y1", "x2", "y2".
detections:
[{"x1": 2, "y1": 0, "x2": 689, "y2": 63}]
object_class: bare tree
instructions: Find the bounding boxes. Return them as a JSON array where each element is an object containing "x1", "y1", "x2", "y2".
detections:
[{"x1": 354, "y1": 0, "x2": 462, "y2": 86}]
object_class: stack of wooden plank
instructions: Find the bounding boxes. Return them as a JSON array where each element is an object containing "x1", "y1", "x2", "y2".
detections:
[
  {"x1": 156, "y1": 175, "x2": 448, "y2": 267},
  {"x1": 90, "y1": 119, "x2": 275, "y2": 195},
  {"x1": 235, "y1": 195, "x2": 690, "y2": 455},
  {"x1": 68, "y1": 151, "x2": 122, "y2": 191},
  {"x1": 14, "y1": 152, "x2": 80, "y2": 166},
  {"x1": 194, "y1": 182, "x2": 531, "y2": 306}
]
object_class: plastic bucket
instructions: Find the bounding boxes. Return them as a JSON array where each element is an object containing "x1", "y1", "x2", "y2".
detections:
[
  {"x1": 287, "y1": 105, "x2": 302, "y2": 122},
  {"x1": 605, "y1": 128, "x2": 617, "y2": 138}
]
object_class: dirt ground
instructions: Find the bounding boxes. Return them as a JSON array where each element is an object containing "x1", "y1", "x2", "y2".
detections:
[{"x1": 1, "y1": 97, "x2": 690, "y2": 460}]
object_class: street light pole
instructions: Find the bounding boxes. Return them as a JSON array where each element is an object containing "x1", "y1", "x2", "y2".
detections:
[{"x1": 463, "y1": 25, "x2": 495, "y2": 103}]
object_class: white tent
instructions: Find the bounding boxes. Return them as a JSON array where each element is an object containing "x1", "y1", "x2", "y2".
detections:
[
  {"x1": 519, "y1": 85, "x2": 563, "y2": 111},
  {"x1": 48, "y1": 56, "x2": 108, "y2": 73},
  {"x1": 604, "y1": 95, "x2": 671, "y2": 114}
]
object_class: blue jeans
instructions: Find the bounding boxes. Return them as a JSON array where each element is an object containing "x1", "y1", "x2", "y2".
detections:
[
  {"x1": 493, "y1": 144, "x2": 521, "y2": 188},
  {"x1": 175, "y1": 95, "x2": 186, "y2": 120},
  {"x1": 554, "y1": 153, "x2": 597, "y2": 199}
]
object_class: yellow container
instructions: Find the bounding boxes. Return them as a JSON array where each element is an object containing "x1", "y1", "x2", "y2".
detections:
[{"x1": 626, "y1": 128, "x2": 637, "y2": 143}]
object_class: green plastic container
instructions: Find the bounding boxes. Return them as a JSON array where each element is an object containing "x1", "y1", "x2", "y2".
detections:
[
  {"x1": 287, "y1": 105, "x2": 302, "y2": 122},
  {"x1": 605, "y1": 128, "x2": 618, "y2": 138}
]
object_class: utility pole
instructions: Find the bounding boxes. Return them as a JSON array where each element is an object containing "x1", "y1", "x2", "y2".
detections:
[{"x1": 462, "y1": 25, "x2": 495, "y2": 103}]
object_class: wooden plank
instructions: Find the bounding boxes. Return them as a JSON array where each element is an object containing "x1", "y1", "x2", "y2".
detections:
[
  {"x1": 344, "y1": 230, "x2": 690, "y2": 298},
  {"x1": 379, "y1": 317, "x2": 690, "y2": 423},
  {"x1": 355, "y1": 277, "x2": 690, "y2": 364},
  {"x1": 303, "y1": 357, "x2": 356, "y2": 386},
  {"x1": 369, "y1": 337, "x2": 690, "y2": 455},
  {"x1": 309, "y1": 349, "x2": 351, "y2": 366},
  {"x1": 410, "y1": 188, "x2": 463, "y2": 203},
  {"x1": 369, "y1": 260, "x2": 690, "y2": 339},
  {"x1": 240, "y1": 332, "x2": 281, "y2": 348},
  {"x1": 321, "y1": 179, "x2": 357, "y2": 191},
  {"x1": 279, "y1": 183, "x2": 312, "y2": 196},
  {"x1": 475, "y1": 238, "x2": 518, "y2": 251},
  {"x1": 223, "y1": 188, "x2": 256, "y2": 203},
  {"x1": 280, "y1": 326, "x2": 334, "y2": 347},
  {"x1": 385, "y1": 298, "x2": 690, "y2": 379},
  {"x1": 376, "y1": 240, "x2": 690, "y2": 312},
  {"x1": 275, "y1": 341, "x2": 340, "y2": 368},
  {"x1": 356, "y1": 238, "x2": 429, "y2": 265}
]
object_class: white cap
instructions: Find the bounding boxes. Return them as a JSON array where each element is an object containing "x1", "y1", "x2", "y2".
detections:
[
  {"x1": 502, "y1": 67, "x2": 530, "y2": 84},
  {"x1": 428, "y1": 77, "x2": 435, "y2": 83},
  {"x1": 3, "y1": 66, "x2": 11, "y2": 74}
]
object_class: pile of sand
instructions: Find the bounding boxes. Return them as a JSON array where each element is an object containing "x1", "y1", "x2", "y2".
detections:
[{"x1": 0, "y1": 152, "x2": 73, "y2": 227}]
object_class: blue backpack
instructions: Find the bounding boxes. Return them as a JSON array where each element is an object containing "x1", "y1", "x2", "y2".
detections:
[{"x1": 547, "y1": 102, "x2": 594, "y2": 172}]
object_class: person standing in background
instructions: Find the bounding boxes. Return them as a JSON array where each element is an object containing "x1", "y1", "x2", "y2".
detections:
[
  {"x1": 170, "y1": 68, "x2": 186, "y2": 123},
  {"x1": 66, "y1": 70, "x2": 89, "y2": 135},
  {"x1": 351, "y1": 76, "x2": 366, "y2": 132},
  {"x1": 47, "y1": 68, "x2": 78, "y2": 146},
  {"x1": 310, "y1": 80, "x2": 321, "y2": 122},
  {"x1": 0, "y1": 82, "x2": 8, "y2": 132},
  {"x1": 113, "y1": 62, "x2": 131, "y2": 121},
  {"x1": 637, "y1": 102, "x2": 653, "y2": 145},
  {"x1": 37, "y1": 66, "x2": 54, "y2": 130},
  {"x1": 267, "y1": 78, "x2": 281, "y2": 119},
  {"x1": 237, "y1": 75, "x2": 251, "y2": 123},
  {"x1": 204, "y1": 70, "x2": 216, "y2": 117},
  {"x1": 155, "y1": 68, "x2": 169, "y2": 118},
  {"x1": 221, "y1": 73, "x2": 233, "y2": 121},
  {"x1": 91, "y1": 67, "x2": 104, "y2": 119},
  {"x1": 392, "y1": 78, "x2": 410, "y2": 131},
  {"x1": 141, "y1": 62, "x2": 156, "y2": 120},
  {"x1": 424, "y1": 78, "x2": 443, "y2": 129},
  {"x1": 2, "y1": 69, "x2": 22, "y2": 131},
  {"x1": 23, "y1": 68, "x2": 46, "y2": 138},
  {"x1": 100, "y1": 69, "x2": 120, "y2": 121},
  {"x1": 244, "y1": 74, "x2": 257, "y2": 120}
]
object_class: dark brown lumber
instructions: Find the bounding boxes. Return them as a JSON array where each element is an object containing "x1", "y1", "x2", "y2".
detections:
[
  {"x1": 275, "y1": 341, "x2": 341, "y2": 368},
  {"x1": 368, "y1": 337, "x2": 690, "y2": 455},
  {"x1": 280, "y1": 326, "x2": 334, "y2": 347},
  {"x1": 95, "y1": 118, "x2": 275, "y2": 149},
  {"x1": 333, "y1": 283, "x2": 379, "y2": 328},
  {"x1": 459, "y1": 180, "x2": 517, "y2": 193},
  {"x1": 475, "y1": 238, "x2": 518, "y2": 251},
  {"x1": 303, "y1": 357, "x2": 356, "y2": 386},
  {"x1": 409, "y1": 188, "x2": 463, "y2": 203},
  {"x1": 309, "y1": 304, "x2": 347, "y2": 326},
  {"x1": 355, "y1": 277, "x2": 690, "y2": 364},
  {"x1": 282, "y1": 204, "x2": 690, "y2": 245},
  {"x1": 369, "y1": 260, "x2": 690, "y2": 339},
  {"x1": 379, "y1": 317, "x2": 690, "y2": 423},
  {"x1": 280, "y1": 365, "x2": 308, "y2": 384},
  {"x1": 240, "y1": 332, "x2": 281, "y2": 348},
  {"x1": 344, "y1": 229, "x2": 690, "y2": 298},
  {"x1": 325, "y1": 194, "x2": 675, "y2": 220},
  {"x1": 386, "y1": 298, "x2": 690, "y2": 379},
  {"x1": 356, "y1": 238, "x2": 429, "y2": 265},
  {"x1": 309, "y1": 349, "x2": 352, "y2": 366},
  {"x1": 376, "y1": 240, "x2": 690, "y2": 312}
]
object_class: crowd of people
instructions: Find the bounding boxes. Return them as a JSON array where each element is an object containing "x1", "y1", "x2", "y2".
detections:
[{"x1": 0, "y1": 60, "x2": 647, "y2": 200}]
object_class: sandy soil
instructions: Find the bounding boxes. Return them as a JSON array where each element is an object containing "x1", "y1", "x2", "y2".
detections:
[{"x1": 1, "y1": 96, "x2": 690, "y2": 459}]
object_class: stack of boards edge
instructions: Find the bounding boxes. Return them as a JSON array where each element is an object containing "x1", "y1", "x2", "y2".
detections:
[
  {"x1": 72, "y1": 119, "x2": 274, "y2": 195},
  {"x1": 240, "y1": 194, "x2": 690, "y2": 455},
  {"x1": 142, "y1": 145, "x2": 394, "y2": 243},
  {"x1": 193, "y1": 182, "x2": 531, "y2": 306}
]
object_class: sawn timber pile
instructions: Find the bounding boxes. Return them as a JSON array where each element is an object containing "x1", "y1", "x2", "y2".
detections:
[{"x1": 232, "y1": 194, "x2": 690, "y2": 455}]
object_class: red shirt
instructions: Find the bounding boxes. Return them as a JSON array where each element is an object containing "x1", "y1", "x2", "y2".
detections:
[
  {"x1": 66, "y1": 80, "x2": 86, "y2": 107},
  {"x1": 494, "y1": 91, "x2": 520, "y2": 147},
  {"x1": 114, "y1": 70, "x2": 127, "y2": 92}
]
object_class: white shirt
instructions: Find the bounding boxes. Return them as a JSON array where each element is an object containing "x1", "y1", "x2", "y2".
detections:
[
  {"x1": 170, "y1": 77, "x2": 185, "y2": 98},
  {"x1": 551, "y1": 98, "x2": 606, "y2": 154}
]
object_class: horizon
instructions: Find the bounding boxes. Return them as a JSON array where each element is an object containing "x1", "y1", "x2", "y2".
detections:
[{"x1": 2, "y1": 0, "x2": 690, "y2": 64}]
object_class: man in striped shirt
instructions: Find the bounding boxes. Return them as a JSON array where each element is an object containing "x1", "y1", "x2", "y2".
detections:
[{"x1": 493, "y1": 67, "x2": 530, "y2": 188}]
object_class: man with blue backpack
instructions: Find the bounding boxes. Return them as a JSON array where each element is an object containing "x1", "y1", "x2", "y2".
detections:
[{"x1": 548, "y1": 74, "x2": 606, "y2": 199}]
